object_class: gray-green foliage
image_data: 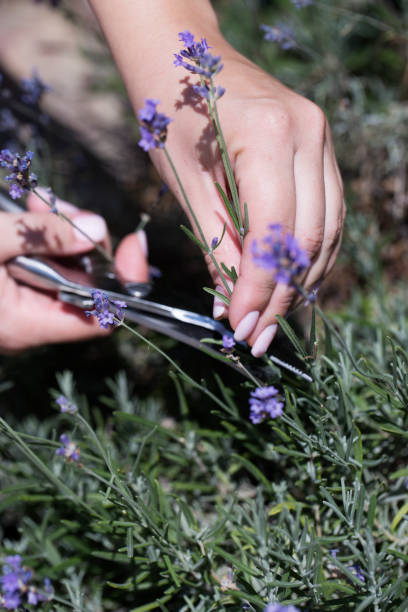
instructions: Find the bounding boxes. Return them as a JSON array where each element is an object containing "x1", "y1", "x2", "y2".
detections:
[
  {"x1": 1, "y1": 1, "x2": 408, "y2": 610},
  {"x1": 1, "y1": 284, "x2": 408, "y2": 610}
]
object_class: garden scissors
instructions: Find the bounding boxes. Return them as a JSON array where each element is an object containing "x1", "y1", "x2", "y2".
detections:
[{"x1": 0, "y1": 191, "x2": 312, "y2": 383}]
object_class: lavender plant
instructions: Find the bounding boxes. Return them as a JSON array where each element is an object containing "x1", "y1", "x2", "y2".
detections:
[{"x1": 1, "y1": 2, "x2": 408, "y2": 611}]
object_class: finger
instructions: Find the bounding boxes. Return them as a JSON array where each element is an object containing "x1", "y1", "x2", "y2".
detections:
[
  {"x1": 0, "y1": 209, "x2": 109, "y2": 262},
  {"x1": 115, "y1": 231, "x2": 150, "y2": 283},
  {"x1": 228, "y1": 143, "x2": 296, "y2": 345},
  {"x1": 0, "y1": 273, "x2": 109, "y2": 353},
  {"x1": 297, "y1": 141, "x2": 345, "y2": 294},
  {"x1": 27, "y1": 187, "x2": 112, "y2": 254}
]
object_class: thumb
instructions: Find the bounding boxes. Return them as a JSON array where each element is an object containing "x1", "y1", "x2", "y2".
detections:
[{"x1": 115, "y1": 231, "x2": 150, "y2": 283}]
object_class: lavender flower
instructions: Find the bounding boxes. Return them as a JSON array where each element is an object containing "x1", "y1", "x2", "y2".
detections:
[
  {"x1": 264, "y1": 604, "x2": 300, "y2": 612},
  {"x1": 56, "y1": 434, "x2": 80, "y2": 462},
  {"x1": 350, "y1": 563, "x2": 365, "y2": 583},
  {"x1": 211, "y1": 236, "x2": 218, "y2": 249},
  {"x1": 138, "y1": 99, "x2": 172, "y2": 151},
  {"x1": 260, "y1": 24, "x2": 296, "y2": 50},
  {"x1": 85, "y1": 289, "x2": 127, "y2": 329},
  {"x1": 291, "y1": 0, "x2": 313, "y2": 7},
  {"x1": 192, "y1": 83, "x2": 225, "y2": 101},
  {"x1": 21, "y1": 69, "x2": 50, "y2": 106},
  {"x1": 249, "y1": 385, "x2": 284, "y2": 424},
  {"x1": 0, "y1": 556, "x2": 52, "y2": 610},
  {"x1": 252, "y1": 224, "x2": 310, "y2": 286},
  {"x1": 330, "y1": 548, "x2": 339, "y2": 558},
  {"x1": 0, "y1": 109, "x2": 17, "y2": 132},
  {"x1": 222, "y1": 335, "x2": 236, "y2": 351},
  {"x1": 0, "y1": 149, "x2": 38, "y2": 199},
  {"x1": 174, "y1": 30, "x2": 223, "y2": 79},
  {"x1": 56, "y1": 395, "x2": 77, "y2": 414}
]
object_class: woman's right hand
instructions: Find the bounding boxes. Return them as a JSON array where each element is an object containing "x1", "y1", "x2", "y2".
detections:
[{"x1": 0, "y1": 190, "x2": 149, "y2": 353}]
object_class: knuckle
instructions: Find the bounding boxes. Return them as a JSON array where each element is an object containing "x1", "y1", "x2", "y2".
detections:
[
  {"x1": 326, "y1": 219, "x2": 343, "y2": 250},
  {"x1": 301, "y1": 228, "x2": 324, "y2": 258},
  {"x1": 303, "y1": 101, "x2": 326, "y2": 139}
]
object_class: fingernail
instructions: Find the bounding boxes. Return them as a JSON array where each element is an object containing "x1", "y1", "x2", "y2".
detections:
[
  {"x1": 251, "y1": 324, "x2": 278, "y2": 358},
  {"x1": 213, "y1": 285, "x2": 227, "y2": 319},
  {"x1": 234, "y1": 310, "x2": 259, "y2": 341},
  {"x1": 73, "y1": 214, "x2": 107, "y2": 243},
  {"x1": 136, "y1": 229, "x2": 148, "y2": 257}
]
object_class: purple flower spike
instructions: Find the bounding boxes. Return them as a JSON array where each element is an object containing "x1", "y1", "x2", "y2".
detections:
[
  {"x1": 56, "y1": 434, "x2": 80, "y2": 462},
  {"x1": 174, "y1": 30, "x2": 224, "y2": 83},
  {"x1": 137, "y1": 99, "x2": 172, "y2": 151},
  {"x1": 222, "y1": 334, "x2": 236, "y2": 351},
  {"x1": 260, "y1": 23, "x2": 296, "y2": 50},
  {"x1": 0, "y1": 149, "x2": 37, "y2": 199},
  {"x1": 85, "y1": 289, "x2": 127, "y2": 329},
  {"x1": 21, "y1": 69, "x2": 50, "y2": 106},
  {"x1": 291, "y1": 0, "x2": 313, "y2": 7},
  {"x1": 56, "y1": 395, "x2": 77, "y2": 414},
  {"x1": 264, "y1": 604, "x2": 300, "y2": 612},
  {"x1": 249, "y1": 385, "x2": 284, "y2": 424},
  {"x1": 251, "y1": 224, "x2": 310, "y2": 287}
]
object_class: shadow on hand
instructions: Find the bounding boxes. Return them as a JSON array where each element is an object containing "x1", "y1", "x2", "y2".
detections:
[{"x1": 16, "y1": 217, "x2": 62, "y2": 251}]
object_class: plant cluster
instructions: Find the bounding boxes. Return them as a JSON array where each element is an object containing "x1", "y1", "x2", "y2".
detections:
[{"x1": 0, "y1": 1, "x2": 407, "y2": 611}]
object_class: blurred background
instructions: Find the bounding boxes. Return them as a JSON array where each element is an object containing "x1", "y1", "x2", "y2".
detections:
[{"x1": 0, "y1": 0, "x2": 407, "y2": 413}]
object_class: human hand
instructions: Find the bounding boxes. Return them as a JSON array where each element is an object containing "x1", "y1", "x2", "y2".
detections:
[
  {"x1": 154, "y1": 47, "x2": 345, "y2": 357},
  {"x1": 0, "y1": 190, "x2": 149, "y2": 353}
]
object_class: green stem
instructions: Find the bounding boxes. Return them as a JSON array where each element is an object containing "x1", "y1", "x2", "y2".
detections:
[
  {"x1": 293, "y1": 282, "x2": 385, "y2": 381},
  {"x1": 33, "y1": 188, "x2": 114, "y2": 264},
  {"x1": 163, "y1": 147, "x2": 231, "y2": 297},
  {"x1": 117, "y1": 317, "x2": 232, "y2": 413},
  {"x1": 207, "y1": 81, "x2": 244, "y2": 242}
]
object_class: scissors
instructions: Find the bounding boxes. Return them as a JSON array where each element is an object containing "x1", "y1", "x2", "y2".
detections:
[{"x1": 0, "y1": 191, "x2": 312, "y2": 383}]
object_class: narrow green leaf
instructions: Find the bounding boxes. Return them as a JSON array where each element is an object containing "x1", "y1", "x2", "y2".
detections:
[
  {"x1": 180, "y1": 224, "x2": 206, "y2": 251},
  {"x1": 215, "y1": 182, "x2": 240, "y2": 230},
  {"x1": 203, "y1": 287, "x2": 230, "y2": 306},
  {"x1": 275, "y1": 315, "x2": 307, "y2": 357},
  {"x1": 232, "y1": 454, "x2": 272, "y2": 491}
]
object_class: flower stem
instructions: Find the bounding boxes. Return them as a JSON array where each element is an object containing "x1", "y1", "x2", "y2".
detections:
[
  {"x1": 163, "y1": 147, "x2": 231, "y2": 297},
  {"x1": 33, "y1": 188, "x2": 114, "y2": 264}
]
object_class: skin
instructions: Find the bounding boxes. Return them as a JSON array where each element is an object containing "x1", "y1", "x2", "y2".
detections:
[
  {"x1": 0, "y1": 191, "x2": 149, "y2": 353},
  {"x1": 89, "y1": 0, "x2": 346, "y2": 355}
]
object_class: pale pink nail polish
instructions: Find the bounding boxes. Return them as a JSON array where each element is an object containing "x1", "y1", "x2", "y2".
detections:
[
  {"x1": 137, "y1": 229, "x2": 148, "y2": 257},
  {"x1": 251, "y1": 324, "x2": 278, "y2": 358},
  {"x1": 73, "y1": 214, "x2": 107, "y2": 243},
  {"x1": 234, "y1": 310, "x2": 260, "y2": 341},
  {"x1": 213, "y1": 285, "x2": 227, "y2": 319}
]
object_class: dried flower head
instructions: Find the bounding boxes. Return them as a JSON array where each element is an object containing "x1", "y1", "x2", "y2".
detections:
[
  {"x1": 249, "y1": 385, "x2": 284, "y2": 424},
  {"x1": 251, "y1": 224, "x2": 310, "y2": 286},
  {"x1": 138, "y1": 99, "x2": 172, "y2": 151},
  {"x1": 0, "y1": 149, "x2": 37, "y2": 199}
]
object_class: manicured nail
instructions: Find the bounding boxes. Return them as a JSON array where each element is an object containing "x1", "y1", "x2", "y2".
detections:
[
  {"x1": 213, "y1": 285, "x2": 227, "y2": 319},
  {"x1": 73, "y1": 214, "x2": 107, "y2": 243},
  {"x1": 137, "y1": 229, "x2": 148, "y2": 257},
  {"x1": 251, "y1": 324, "x2": 278, "y2": 358},
  {"x1": 234, "y1": 310, "x2": 260, "y2": 341}
]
